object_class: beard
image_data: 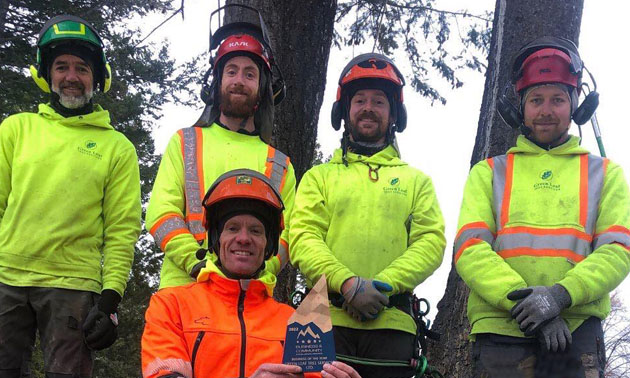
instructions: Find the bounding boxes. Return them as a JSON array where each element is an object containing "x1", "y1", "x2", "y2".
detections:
[
  {"x1": 219, "y1": 85, "x2": 259, "y2": 119},
  {"x1": 349, "y1": 111, "x2": 388, "y2": 144},
  {"x1": 52, "y1": 81, "x2": 94, "y2": 109}
]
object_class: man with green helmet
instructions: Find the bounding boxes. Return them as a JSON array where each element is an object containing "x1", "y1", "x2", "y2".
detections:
[{"x1": 0, "y1": 15, "x2": 141, "y2": 377}]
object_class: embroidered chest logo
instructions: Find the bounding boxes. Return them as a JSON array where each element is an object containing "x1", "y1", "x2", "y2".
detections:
[
  {"x1": 383, "y1": 177, "x2": 407, "y2": 196},
  {"x1": 534, "y1": 169, "x2": 560, "y2": 191},
  {"x1": 77, "y1": 140, "x2": 102, "y2": 160}
]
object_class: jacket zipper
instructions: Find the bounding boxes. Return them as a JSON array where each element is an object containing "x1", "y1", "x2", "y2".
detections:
[
  {"x1": 190, "y1": 330, "x2": 206, "y2": 378},
  {"x1": 238, "y1": 289, "x2": 247, "y2": 378}
]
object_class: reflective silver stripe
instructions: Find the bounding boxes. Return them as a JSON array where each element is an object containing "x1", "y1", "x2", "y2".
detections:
[
  {"x1": 454, "y1": 227, "x2": 495, "y2": 254},
  {"x1": 491, "y1": 155, "x2": 508, "y2": 232},
  {"x1": 188, "y1": 220, "x2": 205, "y2": 238},
  {"x1": 585, "y1": 155, "x2": 605, "y2": 234},
  {"x1": 276, "y1": 242, "x2": 289, "y2": 269},
  {"x1": 152, "y1": 216, "x2": 187, "y2": 250},
  {"x1": 181, "y1": 128, "x2": 203, "y2": 217},
  {"x1": 593, "y1": 231, "x2": 630, "y2": 250},
  {"x1": 495, "y1": 233, "x2": 592, "y2": 257},
  {"x1": 267, "y1": 149, "x2": 288, "y2": 191},
  {"x1": 143, "y1": 357, "x2": 192, "y2": 378}
]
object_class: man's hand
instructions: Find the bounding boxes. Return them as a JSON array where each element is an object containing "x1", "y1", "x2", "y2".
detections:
[
  {"x1": 341, "y1": 277, "x2": 392, "y2": 320},
  {"x1": 537, "y1": 316, "x2": 572, "y2": 353},
  {"x1": 250, "y1": 363, "x2": 303, "y2": 377},
  {"x1": 507, "y1": 284, "x2": 571, "y2": 336},
  {"x1": 322, "y1": 361, "x2": 361, "y2": 378},
  {"x1": 82, "y1": 289, "x2": 120, "y2": 350}
]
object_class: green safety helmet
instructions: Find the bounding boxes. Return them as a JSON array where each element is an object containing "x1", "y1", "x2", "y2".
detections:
[{"x1": 30, "y1": 15, "x2": 112, "y2": 93}]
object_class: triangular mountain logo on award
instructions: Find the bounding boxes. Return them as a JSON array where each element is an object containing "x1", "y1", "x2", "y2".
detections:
[{"x1": 282, "y1": 274, "x2": 335, "y2": 371}]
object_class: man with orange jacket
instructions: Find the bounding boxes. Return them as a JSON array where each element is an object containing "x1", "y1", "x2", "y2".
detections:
[{"x1": 141, "y1": 169, "x2": 359, "y2": 378}]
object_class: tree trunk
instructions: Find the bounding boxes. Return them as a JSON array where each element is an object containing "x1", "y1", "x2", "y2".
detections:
[
  {"x1": 224, "y1": 0, "x2": 337, "y2": 303},
  {"x1": 0, "y1": 0, "x2": 7, "y2": 37},
  {"x1": 428, "y1": 1, "x2": 584, "y2": 376}
]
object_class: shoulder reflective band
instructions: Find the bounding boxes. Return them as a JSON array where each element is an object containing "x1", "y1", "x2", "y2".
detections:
[
  {"x1": 489, "y1": 153, "x2": 607, "y2": 262},
  {"x1": 265, "y1": 146, "x2": 289, "y2": 192},
  {"x1": 174, "y1": 129, "x2": 290, "y2": 246},
  {"x1": 179, "y1": 127, "x2": 206, "y2": 243}
]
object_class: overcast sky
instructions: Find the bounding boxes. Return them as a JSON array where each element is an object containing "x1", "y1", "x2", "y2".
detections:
[{"x1": 144, "y1": 0, "x2": 630, "y2": 317}]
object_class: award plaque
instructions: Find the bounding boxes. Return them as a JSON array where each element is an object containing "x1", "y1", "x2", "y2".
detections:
[{"x1": 282, "y1": 274, "x2": 336, "y2": 371}]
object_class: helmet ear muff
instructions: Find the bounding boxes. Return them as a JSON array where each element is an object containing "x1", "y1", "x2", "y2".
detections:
[
  {"x1": 331, "y1": 100, "x2": 343, "y2": 131},
  {"x1": 103, "y1": 63, "x2": 112, "y2": 93},
  {"x1": 30, "y1": 65, "x2": 51, "y2": 93},
  {"x1": 572, "y1": 91, "x2": 599, "y2": 126},
  {"x1": 497, "y1": 93, "x2": 523, "y2": 130},
  {"x1": 395, "y1": 103, "x2": 407, "y2": 132}
]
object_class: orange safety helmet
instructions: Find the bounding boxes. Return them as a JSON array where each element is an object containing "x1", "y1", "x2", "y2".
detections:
[
  {"x1": 202, "y1": 169, "x2": 284, "y2": 261},
  {"x1": 331, "y1": 53, "x2": 407, "y2": 133}
]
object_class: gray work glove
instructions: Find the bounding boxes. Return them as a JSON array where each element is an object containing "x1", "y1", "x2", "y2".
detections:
[
  {"x1": 537, "y1": 316, "x2": 572, "y2": 352},
  {"x1": 507, "y1": 284, "x2": 572, "y2": 336},
  {"x1": 341, "y1": 277, "x2": 392, "y2": 321}
]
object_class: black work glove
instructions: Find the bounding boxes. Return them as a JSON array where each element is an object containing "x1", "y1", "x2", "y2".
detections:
[
  {"x1": 83, "y1": 289, "x2": 121, "y2": 350},
  {"x1": 537, "y1": 316, "x2": 572, "y2": 352},
  {"x1": 507, "y1": 284, "x2": 572, "y2": 336}
]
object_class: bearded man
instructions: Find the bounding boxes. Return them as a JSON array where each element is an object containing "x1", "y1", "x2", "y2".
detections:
[{"x1": 146, "y1": 17, "x2": 296, "y2": 288}]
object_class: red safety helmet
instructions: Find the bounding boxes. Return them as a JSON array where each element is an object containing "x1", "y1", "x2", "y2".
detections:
[
  {"x1": 214, "y1": 33, "x2": 271, "y2": 72},
  {"x1": 331, "y1": 53, "x2": 407, "y2": 133},
  {"x1": 515, "y1": 48, "x2": 578, "y2": 92},
  {"x1": 202, "y1": 169, "x2": 284, "y2": 261}
]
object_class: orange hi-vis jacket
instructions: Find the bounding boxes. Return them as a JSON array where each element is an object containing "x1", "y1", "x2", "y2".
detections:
[{"x1": 141, "y1": 265, "x2": 319, "y2": 378}]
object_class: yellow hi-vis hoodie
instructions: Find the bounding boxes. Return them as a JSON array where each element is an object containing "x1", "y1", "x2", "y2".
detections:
[
  {"x1": 0, "y1": 104, "x2": 142, "y2": 296},
  {"x1": 146, "y1": 123, "x2": 296, "y2": 289},
  {"x1": 290, "y1": 145, "x2": 446, "y2": 334},
  {"x1": 455, "y1": 135, "x2": 630, "y2": 339}
]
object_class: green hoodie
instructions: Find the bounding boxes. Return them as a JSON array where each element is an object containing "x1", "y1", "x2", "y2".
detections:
[
  {"x1": 0, "y1": 104, "x2": 141, "y2": 296},
  {"x1": 290, "y1": 145, "x2": 446, "y2": 334},
  {"x1": 455, "y1": 135, "x2": 630, "y2": 339}
]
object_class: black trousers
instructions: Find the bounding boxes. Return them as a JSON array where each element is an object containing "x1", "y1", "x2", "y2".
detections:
[
  {"x1": 333, "y1": 326, "x2": 417, "y2": 378},
  {"x1": 0, "y1": 283, "x2": 96, "y2": 378},
  {"x1": 472, "y1": 317, "x2": 606, "y2": 378}
]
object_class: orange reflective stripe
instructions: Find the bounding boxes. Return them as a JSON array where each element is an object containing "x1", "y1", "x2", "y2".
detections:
[
  {"x1": 501, "y1": 154, "x2": 514, "y2": 228},
  {"x1": 276, "y1": 239, "x2": 290, "y2": 268},
  {"x1": 264, "y1": 146, "x2": 289, "y2": 192},
  {"x1": 150, "y1": 213, "x2": 189, "y2": 251},
  {"x1": 498, "y1": 247, "x2": 585, "y2": 262},
  {"x1": 596, "y1": 225, "x2": 630, "y2": 236},
  {"x1": 455, "y1": 221, "x2": 493, "y2": 240},
  {"x1": 487, "y1": 157, "x2": 494, "y2": 170},
  {"x1": 454, "y1": 238, "x2": 485, "y2": 264},
  {"x1": 143, "y1": 358, "x2": 192, "y2": 378},
  {"x1": 499, "y1": 226, "x2": 592, "y2": 241},
  {"x1": 278, "y1": 155, "x2": 290, "y2": 192},
  {"x1": 581, "y1": 155, "x2": 590, "y2": 227},
  {"x1": 194, "y1": 127, "x2": 205, "y2": 204},
  {"x1": 179, "y1": 127, "x2": 206, "y2": 243}
]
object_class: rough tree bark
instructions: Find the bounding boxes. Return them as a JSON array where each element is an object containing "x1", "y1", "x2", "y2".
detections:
[
  {"x1": 427, "y1": 1, "x2": 584, "y2": 376},
  {"x1": 224, "y1": 0, "x2": 337, "y2": 303}
]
